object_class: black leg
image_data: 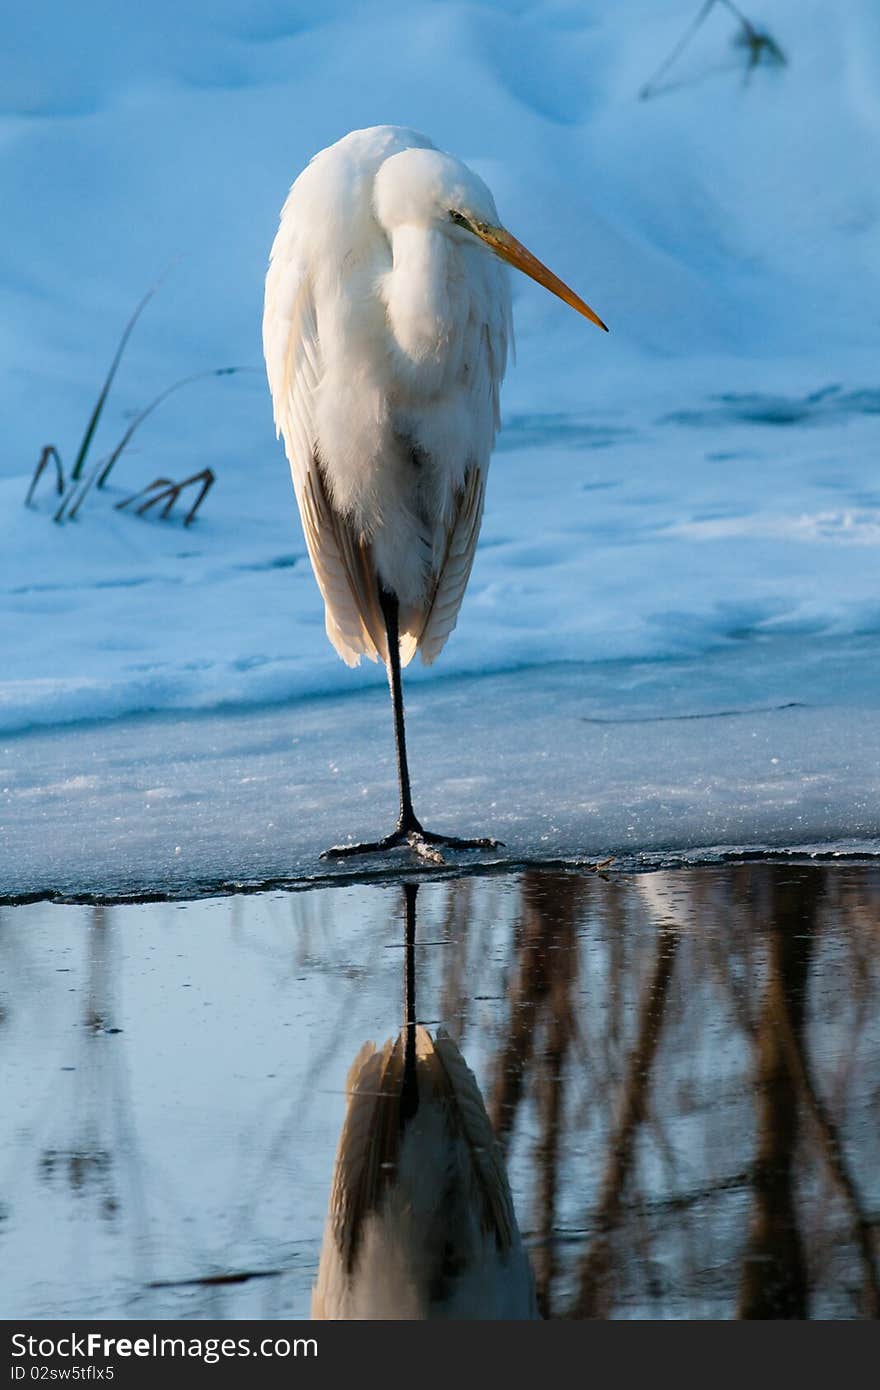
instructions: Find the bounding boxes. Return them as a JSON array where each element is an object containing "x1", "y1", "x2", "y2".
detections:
[
  {"x1": 321, "y1": 589, "x2": 502, "y2": 863},
  {"x1": 381, "y1": 587, "x2": 420, "y2": 834},
  {"x1": 400, "y1": 882, "x2": 419, "y2": 1124}
]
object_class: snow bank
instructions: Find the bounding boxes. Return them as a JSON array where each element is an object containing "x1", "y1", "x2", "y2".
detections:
[{"x1": 1, "y1": 1, "x2": 878, "y2": 750}]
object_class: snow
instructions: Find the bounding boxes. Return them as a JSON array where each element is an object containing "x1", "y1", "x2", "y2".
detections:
[{"x1": 2, "y1": 1, "x2": 879, "y2": 890}]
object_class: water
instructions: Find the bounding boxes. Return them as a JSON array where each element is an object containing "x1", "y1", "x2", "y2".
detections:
[{"x1": 2, "y1": 862, "x2": 878, "y2": 1320}]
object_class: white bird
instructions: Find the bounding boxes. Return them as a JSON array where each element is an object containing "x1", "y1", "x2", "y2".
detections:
[{"x1": 263, "y1": 126, "x2": 606, "y2": 860}]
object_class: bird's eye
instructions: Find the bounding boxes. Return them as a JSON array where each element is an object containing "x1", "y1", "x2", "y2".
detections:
[{"x1": 449, "y1": 210, "x2": 469, "y2": 228}]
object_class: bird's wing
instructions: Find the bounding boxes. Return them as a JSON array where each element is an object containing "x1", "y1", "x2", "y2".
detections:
[
  {"x1": 410, "y1": 463, "x2": 486, "y2": 666},
  {"x1": 428, "y1": 1028, "x2": 518, "y2": 1251},
  {"x1": 263, "y1": 252, "x2": 387, "y2": 667},
  {"x1": 412, "y1": 307, "x2": 508, "y2": 666},
  {"x1": 325, "y1": 1036, "x2": 404, "y2": 1274},
  {"x1": 265, "y1": 129, "x2": 439, "y2": 669}
]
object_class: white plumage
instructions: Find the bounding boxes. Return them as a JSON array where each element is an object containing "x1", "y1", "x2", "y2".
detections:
[{"x1": 263, "y1": 126, "x2": 511, "y2": 668}]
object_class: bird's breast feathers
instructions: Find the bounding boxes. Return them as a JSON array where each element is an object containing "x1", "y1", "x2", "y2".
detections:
[{"x1": 311, "y1": 225, "x2": 502, "y2": 508}]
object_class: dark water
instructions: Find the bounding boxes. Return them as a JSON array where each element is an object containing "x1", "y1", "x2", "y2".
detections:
[{"x1": 1, "y1": 863, "x2": 878, "y2": 1320}]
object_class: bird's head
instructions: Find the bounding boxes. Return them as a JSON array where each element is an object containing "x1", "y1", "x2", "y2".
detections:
[{"x1": 374, "y1": 146, "x2": 607, "y2": 332}]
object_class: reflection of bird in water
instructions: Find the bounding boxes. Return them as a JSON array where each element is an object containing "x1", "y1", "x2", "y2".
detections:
[
  {"x1": 312, "y1": 1028, "x2": 538, "y2": 1319},
  {"x1": 264, "y1": 125, "x2": 606, "y2": 861},
  {"x1": 312, "y1": 886, "x2": 537, "y2": 1319}
]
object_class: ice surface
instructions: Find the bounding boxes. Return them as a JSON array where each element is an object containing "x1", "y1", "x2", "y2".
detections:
[
  {"x1": 2, "y1": 2, "x2": 879, "y2": 890},
  {"x1": 3, "y1": 645, "x2": 879, "y2": 901}
]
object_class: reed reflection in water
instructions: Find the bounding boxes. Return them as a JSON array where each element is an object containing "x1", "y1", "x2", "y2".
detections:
[
  {"x1": 1, "y1": 863, "x2": 878, "y2": 1319},
  {"x1": 474, "y1": 865, "x2": 880, "y2": 1319}
]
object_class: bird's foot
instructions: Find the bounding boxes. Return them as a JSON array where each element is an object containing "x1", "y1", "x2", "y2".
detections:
[
  {"x1": 321, "y1": 822, "x2": 503, "y2": 866},
  {"x1": 416, "y1": 828, "x2": 503, "y2": 858}
]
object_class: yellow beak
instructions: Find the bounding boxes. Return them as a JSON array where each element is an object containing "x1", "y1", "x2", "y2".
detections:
[{"x1": 477, "y1": 224, "x2": 608, "y2": 332}]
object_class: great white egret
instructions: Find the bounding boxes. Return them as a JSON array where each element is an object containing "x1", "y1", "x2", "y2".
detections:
[{"x1": 263, "y1": 126, "x2": 606, "y2": 860}]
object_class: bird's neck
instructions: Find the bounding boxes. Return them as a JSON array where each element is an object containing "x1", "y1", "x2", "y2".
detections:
[{"x1": 381, "y1": 226, "x2": 456, "y2": 371}]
